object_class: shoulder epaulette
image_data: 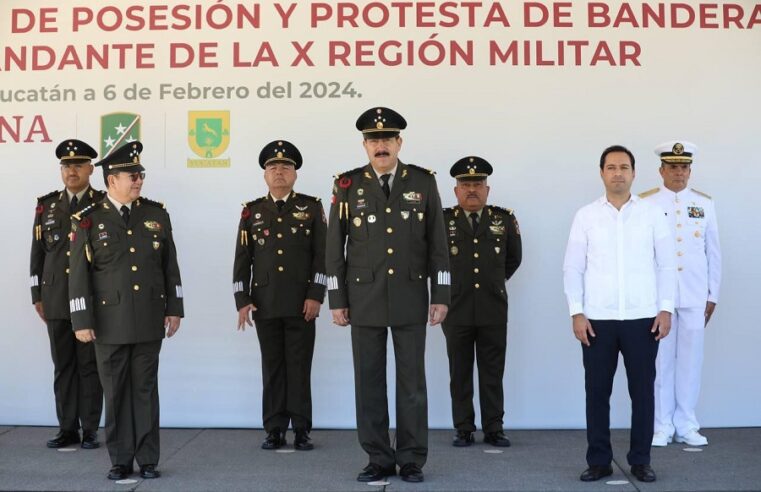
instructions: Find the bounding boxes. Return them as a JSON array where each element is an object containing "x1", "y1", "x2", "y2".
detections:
[
  {"x1": 405, "y1": 163, "x2": 436, "y2": 175},
  {"x1": 138, "y1": 197, "x2": 166, "y2": 209},
  {"x1": 443, "y1": 206, "x2": 455, "y2": 213},
  {"x1": 37, "y1": 190, "x2": 59, "y2": 202},
  {"x1": 637, "y1": 187, "x2": 660, "y2": 199},
  {"x1": 244, "y1": 196, "x2": 267, "y2": 208},
  {"x1": 691, "y1": 188, "x2": 712, "y2": 200},
  {"x1": 333, "y1": 166, "x2": 365, "y2": 180},
  {"x1": 72, "y1": 203, "x2": 98, "y2": 221},
  {"x1": 295, "y1": 192, "x2": 321, "y2": 202},
  {"x1": 489, "y1": 205, "x2": 513, "y2": 215}
]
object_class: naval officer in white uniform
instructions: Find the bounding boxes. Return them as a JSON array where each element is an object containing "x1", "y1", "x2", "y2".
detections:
[{"x1": 639, "y1": 141, "x2": 721, "y2": 447}]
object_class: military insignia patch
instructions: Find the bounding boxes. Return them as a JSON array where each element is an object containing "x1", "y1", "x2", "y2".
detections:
[
  {"x1": 291, "y1": 227, "x2": 298, "y2": 234},
  {"x1": 450, "y1": 246, "x2": 459, "y2": 255},
  {"x1": 144, "y1": 220, "x2": 162, "y2": 232},
  {"x1": 417, "y1": 212, "x2": 424, "y2": 222},
  {"x1": 258, "y1": 238, "x2": 265, "y2": 245},
  {"x1": 353, "y1": 217, "x2": 362, "y2": 227},
  {"x1": 687, "y1": 206, "x2": 704, "y2": 218},
  {"x1": 153, "y1": 241, "x2": 160, "y2": 250},
  {"x1": 495, "y1": 247, "x2": 501, "y2": 254},
  {"x1": 356, "y1": 198, "x2": 367, "y2": 209},
  {"x1": 296, "y1": 205, "x2": 308, "y2": 211},
  {"x1": 402, "y1": 191, "x2": 422, "y2": 204},
  {"x1": 367, "y1": 215, "x2": 377, "y2": 223},
  {"x1": 292, "y1": 211, "x2": 309, "y2": 220},
  {"x1": 98, "y1": 231, "x2": 109, "y2": 241},
  {"x1": 401, "y1": 211, "x2": 410, "y2": 220},
  {"x1": 357, "y1": 188, "x2": 364, "y2": 196}
]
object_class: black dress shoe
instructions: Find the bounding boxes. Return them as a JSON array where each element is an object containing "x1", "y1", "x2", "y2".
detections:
[
  {"x1": 453, "y1": 430, "x2": 475, "y2": 447},
  {"x1": 81, "y1": 431, "x2": 100, "y2": 449},
  {"x1": 261, "y1": 429, "x2": 286, "y2": 450},
  {"x1": 107, "y1": 465, "x2": 133, "y2": 480},
  {"x1": 484, "y1": 431, "x2": 512, "y2": 447},
  {"x1": 357, "y1": 463, "x2": 396, "y2": 482},
  {"x1": 140, "y1": 464, "x2": 161, "y2": 479},
  {"x1": 46, "y1": 430, "x2": 80, "y2": 448},
  {"x1": 294, "y1": 429, "x2": 314, "y2": 451},
  {"x1": 630, "y1": 464, "x2": 656, "y2": 482},
  {"x1": 579, "y1": 465, "x2": 613, "y2": 482},
  {"x1": 399, "y1": 463, "x2": 424, "y2": 483}
]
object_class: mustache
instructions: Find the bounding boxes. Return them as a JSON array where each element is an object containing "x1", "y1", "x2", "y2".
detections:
[{"x1": 374, "y1": 151, "x2": 390, "y2": 157}]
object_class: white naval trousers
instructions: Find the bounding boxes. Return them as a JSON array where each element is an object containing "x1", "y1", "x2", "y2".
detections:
[{"x1": 654, "y1": 307, "x2": 706, "y2": 436}]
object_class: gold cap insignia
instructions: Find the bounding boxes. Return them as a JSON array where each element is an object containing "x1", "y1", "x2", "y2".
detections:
[{"x1": 673, "y1": 143, "x2": 684, "y2": 155}]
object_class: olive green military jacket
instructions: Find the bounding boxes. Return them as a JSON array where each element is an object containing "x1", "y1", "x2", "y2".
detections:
[
  {"x1": 443, "y1": 205, "x2": 522, "y2": 327},
  {"x1": 68, "y1": 196, "x2": 184, "y2": 344},
  {"x1": 326, "y1": 162, "x2": 450, "y2": 327},
  {"x1": 233, "y1": 192, "x2": 327, "y2": 319},
  {"x1": 30, "y1": 186, "x2": 106, "y2": 320}
]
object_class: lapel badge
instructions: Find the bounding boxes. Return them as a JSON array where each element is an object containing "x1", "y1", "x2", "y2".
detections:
[
  {"x1": 495, "y1": 246, "x2": 501, "y2": 254},
  {"x1": 258, "y1": 238, "x2": 265, "y2": 245},
  {"x1": 144, "y1": 220, "x2": 162, "y2": 232},
  {"x1": 353, "y1": 217, "x2": 362, "y2": 227},
  {"x1": 263, "y1": 229, "x2": 270, "y2": 236},
  {"x1": 53, "y1": 234, "x2": 60, "y2": 241},
  {"x1": 51, "y1": 202, "x2": 56, "y2": 209},
  {"x1": 357, "y1": 188, "x2": 364, "y2": 196},
  {"x1": 417, "y1": 212, "x2": 424, "y2": 222},
  {"x1": 306, "y1": 229, "x2": 311, "y2": 235},
  {"x1": 255, "y1": 212, "x2": 262, "y2": 219},
  {"x1": 450, "y1": 246, "x2": 459, "y2": 255},
  {"x1": 291, "y1": 227, "x2": 298, "y2": 234},
  {"x1": 449, "y1": 220, "x2": 455, "y2": 225},
  {"x1": 401, "y1": 211, "x2": 410, "y2": 220},
  {"x1": 367, "y1": 214, "x2": 377, "y2": 223},
  {"x1": 153, "y1": 241, "x2": 160, "y2": 250},
  {"x1": 98, "y1": 223, "x2": 105, "y2": 230},
  {"x1": 296, "y1": 205, "x2": 308, "y2": 211}
]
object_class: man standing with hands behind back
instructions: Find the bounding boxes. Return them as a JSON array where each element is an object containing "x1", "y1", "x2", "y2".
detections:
[
  {"x1": 326, "y1": 107, "x2": 450, "y2": 484},
  {"x1": 563, "y1": 145, "x2": 675, "y2": 483}
]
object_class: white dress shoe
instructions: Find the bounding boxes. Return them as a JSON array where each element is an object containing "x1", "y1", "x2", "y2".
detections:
[
  {"x1": 675, "y1": 429, "x2": 708, "y2": 446},
  {"x1": 652, "y1": 431, "x2": 672, "y2": 447}
]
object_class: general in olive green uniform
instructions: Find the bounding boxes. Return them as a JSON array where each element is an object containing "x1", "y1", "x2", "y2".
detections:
[
  {"x1": 441, "y1": 157, "x2": 522, "y2": 448},
  {"x1": 233, "y1": 140, "x2": 327, "y2": 451},
  {"x1": 326, "y1": 108, "x2": 450, "y2": 483},
  {"x1": 68, "y1": 141, "x2": 183, "y2": 480},
  {"x1": 30, "y1": 139, "x2": 104, "y2": 449}
]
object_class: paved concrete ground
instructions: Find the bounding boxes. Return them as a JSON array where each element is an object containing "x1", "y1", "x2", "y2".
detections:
[{"x1": 0, "y1": 427, "x2": 758, "y2": 491}]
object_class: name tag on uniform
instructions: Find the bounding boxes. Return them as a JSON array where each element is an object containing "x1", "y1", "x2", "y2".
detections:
[{"x1": 688, "y1": 206, "x2": 704, "y2": 218}]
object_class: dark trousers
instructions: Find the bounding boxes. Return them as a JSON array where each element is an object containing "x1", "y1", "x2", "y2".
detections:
[
  {"x1": 583, "y1": 318, "x2": 658, "y2": 466},
  {"x1": 442, "y1": 322, "x2": 506, "y2": 433},
  {"x1": 255, "y1": 317, "x2": 315, "y2": 432},
  {"x1": 351, "y1": 324, "x2": 428, "y2": 469},
  {"x1": 46, "y1": 319, "x2": 103, "y2": 432},
  {"x1": 94, "y1": 341, "x2": 162, "y2": 467}
]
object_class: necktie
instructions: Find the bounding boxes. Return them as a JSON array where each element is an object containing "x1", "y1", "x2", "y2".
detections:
[
  {"x1": 276, "y1": 200, "x2": 285, "y2": 212},
  {"x1": 470, "y1": 212, "x2": 479, "y2": 231},
  {"x1": 380, "y1": 174, "x2": 391, "y2": 199},
  {"x1": 69, "y1": 195, "x2": 78, "y2": 212},
  {"x1": 120, "y1": 205, "x2": 130, "y2": 225}
]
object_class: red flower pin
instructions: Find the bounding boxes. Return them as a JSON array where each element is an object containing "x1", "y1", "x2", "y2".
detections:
[
  {"x1": 241, "y1": 208, "x2": 251, "y2": 219},
  {"x1": 35, "y1": 204, "x2": 44, "y2": 215},
  {"x1": 338, "y1": 176, "x2": 352, "y2": 189},
  {"x1": 79, "y1": 217, "x2": 92, "y2": 229}
]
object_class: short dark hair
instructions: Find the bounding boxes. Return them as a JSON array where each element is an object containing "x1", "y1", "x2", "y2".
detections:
[{"x1": 599, "y1": 145, "x2": 635, "y2": 170}]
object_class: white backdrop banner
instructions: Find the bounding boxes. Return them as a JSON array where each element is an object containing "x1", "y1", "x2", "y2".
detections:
[{"x1": 2, "y1": 0, "x2": 760, "y2": 429}]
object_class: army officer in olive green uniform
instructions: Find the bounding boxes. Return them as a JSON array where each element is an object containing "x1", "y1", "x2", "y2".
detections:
[
  {"x1": 442, "y1": 157, "x2": 522, "y2": 448},
  {"x1": 326, "y1": 107, "x2": 450, "y2": 484},
  {"x1": 30, "y1": 139, "x2": 104, "y2": 449},
  {"x1": 68, "y1": 141, "x2": 183, "y2": 481},
  {"x1": 234, "y1": 140, "x2": 327, "y2": 451}
]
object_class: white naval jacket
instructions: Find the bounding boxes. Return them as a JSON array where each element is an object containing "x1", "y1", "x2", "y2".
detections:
[{"x1": 640, "y1": 187, "x2": 721, "y2": 309}]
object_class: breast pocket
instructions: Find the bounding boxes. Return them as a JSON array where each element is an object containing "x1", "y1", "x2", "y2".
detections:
[
  {"x1": 42, "y1": 218, "x2": 63, "y2": 250},
  {"x1": 349, "y1": 202, "x2": 375, "y2": 242},
  {"x1": 250, "y1": 219, "x2": 272, "y2": 251},
  {"x1": 400, "y1": 203, "x2": 425, "y2": 237},
  {"x1": 92, "y1": 230, "x2": 121, "y2": 262},
  {"x1": 140, "y1": 222, "x2": 166, "y2": 256}
]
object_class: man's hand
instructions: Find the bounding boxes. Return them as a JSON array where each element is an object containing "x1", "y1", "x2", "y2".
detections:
[
  {"x1": 75, "y1": 329, "x2": 95, "y2": 343},
  {"x1": 331, "y1": 308, "x2": 350, "y2": 326},
  {"x1": 429, "y1": 304, "x2": 448, "y2": 326},
  {"x1": 704, "y1": 301, "x2": 717, "y2": 327},
  {"x1": 165, "y1": 316, "x2": 181, "y2": 337},
  {"x1": 303, "y1": 299, "x2": 321, "y2": 322},
  {"x1": 34, "y1": 301, "x2": 46, "y2": 323},
  {"x1": 572, "y1": 313, "x2": 595, "y2": 347},
  {"x1": 652, "y1": 311, "x2": 671, "y2": 341},
  {"x1": 238, "y1": 304, "x2": 256, "y2": 331}
]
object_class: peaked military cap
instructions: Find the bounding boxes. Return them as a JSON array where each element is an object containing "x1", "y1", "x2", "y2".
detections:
[
  {"x1": 95, "y1": 141, "x2": 145, "y2": 176},
  {"x1": 356, "y1": 107, "x2": 407, "y2": 139},
  {"x1": 450, "y1": 156, "x2": 493, "y2": 180},
  {"x1": 259, "y1": 140, "x2": 302, "y2": 169},
  {"x1": 654, "y1": 140, "x2": 697, "y2": 164},
  {"x1": 56, "y1": 139, "x2": 97, "y2": 164}
]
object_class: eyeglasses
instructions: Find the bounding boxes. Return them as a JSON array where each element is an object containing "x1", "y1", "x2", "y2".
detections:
[{"x1": 124, "y1": 172, "x2": 146, "y2": 182}]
